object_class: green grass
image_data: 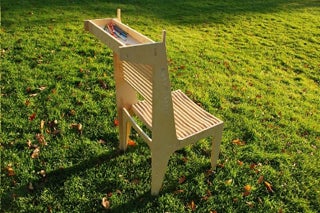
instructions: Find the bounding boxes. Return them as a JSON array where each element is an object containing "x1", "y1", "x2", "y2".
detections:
[{"x1": 1, "y1": 0, "x2": 319, "y2": 212}]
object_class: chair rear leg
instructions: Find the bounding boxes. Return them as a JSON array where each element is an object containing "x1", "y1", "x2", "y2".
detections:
[
  {"x1": 151, "y1": 151, "x2": 171, "y2": 195},
  {"x1": 119, "y1": 114, "x2": 131, "y2": 151},
  {"x1": 211, "y1": 125, "x2": 224, "y2": 169}
]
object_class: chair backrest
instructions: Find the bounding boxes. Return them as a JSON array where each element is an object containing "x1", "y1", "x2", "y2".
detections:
[
  {"x1": 119, "y1": 38, "x2": 177, "y2": 143},
  {"x1": 122, "y1": 61, "x2": 153, "y2": 104}
]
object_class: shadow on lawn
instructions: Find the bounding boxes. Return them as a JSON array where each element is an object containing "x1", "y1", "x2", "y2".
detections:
[
  {"x1": 2, "y1": 144, "x2": 213, "y2": 212},
  {"x1": 2, "y1": 0, "x2": 319, "y2": 29}
]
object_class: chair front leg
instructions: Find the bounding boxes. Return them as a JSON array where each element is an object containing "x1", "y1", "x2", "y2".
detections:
[
  {"x1": 151, "y1": 149, "x2": 172, "y2": 195},
  {"x1": 211, "y1": 124, "x2": 224, "y2": 169}
]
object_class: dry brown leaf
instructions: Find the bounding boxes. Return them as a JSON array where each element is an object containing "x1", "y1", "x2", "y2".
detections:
[
  {"x1": 264, "y1": 181, "x2": 274, "y2": 193},
  {"x1": 98, "y1": 139, "x2": 106, "y2": 145},
  {"x1": 40, "y1": 120, "x2": 45, "y2": 130},
  {"x1": 7, "y1": 166, "x2": 15, "y2": 176},
  {"x1": 181, "y1": 156, "x2": 188, "y2": 164},
  {"x1": 205, "y1": 169, "x2": 214, "y2": 177},
  {"x1": 232, "y1": 139, "x2": 245, "y2": 146},
  {"x1": 178, "y1": 175, "x2": 186, "y2": 184},
  {"x1": 36, "y1": 134, "x2": 47, "y2": 146},
  {"x1": 101, "y1": 197, "x2": 110, "y2": 209},
  {"x1": 77, "y1": 123, "x2": 82, "y2": 131},
  {"x1": 243, "y1": 191, "x2": 250, "y2": 197},
  {"x1": 29, "y1": 93, "x2": 38, "y2": 97},
  {"x1": 201, "y1": 190, "x2": 212, "y2": 201},
  {"x1": 27, "y1": 139, "x2": 32, "y2": 148},
  {"x1": 25, "y1": 99, "x2": 31, "y2": 106},
  {"x1": 39, "y1": 86, "x2": 46, "y2": 91},
  {"x1": 237, "y1": 160, "x2": 244, "y2": 166},
  {"x1": 250, "y1": 163, "x2": 257, "y2": 170},
  {"x1": 174, "y1": 189, "x2": 184, "y2": 194},
  {"x1": 225, "y1": 179, "x2": 233, "y2": 185},
  {"x1": 246, "y1": 201, "x2": 254, "y2": 208},
  {"x1": 31, "y1": 147, "x2": 40, "y2": 158},
  {"x1": 244, "y1": 184, "x2": 252, "y2": 192},
  {"x1": 128, "y1": 140, "x2": 136, "y2": 147},
  {"x1": 243, "y1": 184, "x2": 252, "y2": 196},
  {"x1": 258, "y1": 175, "x2": 264, "y2": 184},
  {"x1": 114, "y1": 119, "x2": 119, "y2": 126},
  {"x1": 70, "y1": 123, "x2": 82, "y2": 133},
  {"x1": 29, "y1": 113, "x2": 36, "y2": 121},
  {"x1": 187, "y1": 200, "x2": 196, "y2": 211},
  {"x1": 38, "y1": 170, "x2": 46, "y2": 177},
  {"x1": 28, "y1": 182, "x2": 34, "y2": 191},
  {"x1": 131, "y1": 179, "x2": 140, "y2": 184}
]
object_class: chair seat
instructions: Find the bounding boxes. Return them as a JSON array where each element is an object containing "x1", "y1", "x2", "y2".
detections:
[{"x1": 132, "y1": 90, "x2": 223, "y2": 140}]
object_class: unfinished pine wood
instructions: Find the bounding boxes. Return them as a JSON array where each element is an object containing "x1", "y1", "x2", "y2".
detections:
[{"x1": 85, "y1": 9, "x2": 224, "y2": 196}]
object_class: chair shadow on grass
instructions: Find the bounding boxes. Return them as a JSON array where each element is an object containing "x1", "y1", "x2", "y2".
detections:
[{"x1": 2, "y1": 135, "x2": 216, "y2": 212}]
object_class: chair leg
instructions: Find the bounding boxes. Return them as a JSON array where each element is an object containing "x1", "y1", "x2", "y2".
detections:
[
  {"x1": 119, "y1": 116, "x2": 131, "y2": 151},
  {"x1": 211, "y1": 125, "x2": 223, "y2": 169},
  {"x1": 151, "y1": 150, "x2": 171, "y2": 195}
]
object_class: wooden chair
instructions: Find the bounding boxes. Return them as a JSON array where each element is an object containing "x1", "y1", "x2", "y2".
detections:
[
  {"x1": 118, "y1": 32, "x2": 224, "y2": 195},
  {"x1": 84, "y1": 10, "x2": 223, "y2": 195}
]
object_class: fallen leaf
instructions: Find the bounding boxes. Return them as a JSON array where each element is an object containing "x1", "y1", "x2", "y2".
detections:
[
  {"x1": 38, "y1": 170, "x2": 46, "y2": 177},
  {"x1": 40, "y1": 120, "x2": 45, "y2": 130},
  {"x1": 243, "y1": 184, "x2": 252, "y2": 196},
  {"x1": 174, "y1": 189, "x2": 184, "y2": 194},
  {"x1": 179, "y1": 65, "x2": 186, "y2": 70},
  {"x1": 29, "y1": 93, "x2": 38, "y2": 97},
  {"x1": 7, "y1": 166, "x2": 15, "y2": 176},
  {"x1": 27, "y1": 139, "x2": 32, "y2": 148},
  {"x1": 264, "y1": 181, "x2": 274, "y2": 193},
  {"x1": 99, "y1": 80, "x2": 108, "y2": 89},
  {"x1": 29, "y1": 113, "x2": 36, "y2": 121},
  {"x1": 250, "y1": 163, "x2": 257, "y2": 170},
  {"x1": 70, "y1": 123, "x2": 82, "y2": 133},
  {"x1": 36, "y1": 134, "x2": 47, "y2": 146},
  {"x1": 101, "y1": 197, "x2": 110, "y2": 209},
  {"x1": 201, "y1": 190, "x2": 212, "y2": 201},
  {"x1": 258, "y1": 175, "x2": 264, "y2": 184},
  {"x1": 178, "y1": 175, "x2": 186, "y2": 184},
  {"x1": 187, "y1": 200, "x2": 196, "y2": 211},
  {"x1": 31, "y1": 147, "x2": 40, "y2": 158},
  {"x1": 39, "y1": 86, "x2": 46, "y2": 91},
  {"x1": 237, "y1": 160, "x2": 244, "y2": 166},
  {"x1": 232, "y1": 139, "x2": 245, "y2": 146},
  {"x1": 243, "y1": 191, "x2": 250, "y2": 197},
  {"x1": 25, "y1": 99, "x2": 31, "y2": 106},
  {"x1": 181, "y1": 156, "x2": 188, "y2": 164},
  {"x1": 98, "y1": 139, "x2": 106, "y2": 145},
  {"x1": 127, "y1": 140, "x2": 136, "y2": 147},
  {"x1": 225, "y1": 179, "x2": 233, "y2": 185},
  {"x1": 205, "y1": 169, "x2": 214, "y2": 177},
  {"x1": 28, "y1": 182, "x2": 34, "y2": 191},
  {"x1": 131, "y1": 179, "x2": 140, "y2": 184},
  {"x1": 246, "y1": 201, "x2": 254, "y2": 208},
  {"x1": 69, "y1": 109, "x2": 76, "y2": 116},
  {"x1": 244, "y1": 184, "x2": 252, "y2": 192}
]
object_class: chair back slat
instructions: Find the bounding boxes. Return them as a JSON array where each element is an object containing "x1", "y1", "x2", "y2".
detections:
[{"x1": 122, "y1": 61, "x2": 153, "y2": 103}]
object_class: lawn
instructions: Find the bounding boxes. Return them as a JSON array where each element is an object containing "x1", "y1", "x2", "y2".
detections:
[{"x1": 1, "y1": 0, "x2": 319, "y2": 212}]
